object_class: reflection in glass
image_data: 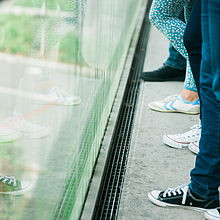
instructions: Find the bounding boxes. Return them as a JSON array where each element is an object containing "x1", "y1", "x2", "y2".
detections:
[{"x1": 0, "y1": 0, "x2": 146, "y2": 219}]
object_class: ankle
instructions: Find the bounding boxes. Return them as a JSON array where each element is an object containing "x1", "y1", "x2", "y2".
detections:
[{"x1": 181, "y1": 89, "x2": 198, "y2": 102}]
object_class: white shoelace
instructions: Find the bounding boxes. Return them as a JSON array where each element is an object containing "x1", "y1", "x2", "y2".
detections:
[
  {"x1": 190, "y1": 124, "x2": 201, "y2": 130},
  {"x1": 0, "y1": 174, "x2": 17, "y2": 187},
  {"x1": 162, "y1": 184, "x2": 188, "y2": 205}
]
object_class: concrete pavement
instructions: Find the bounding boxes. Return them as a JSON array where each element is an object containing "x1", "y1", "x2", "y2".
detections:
[{"x1": 118, "y1": 26, "x2": 202, "y2": 220}]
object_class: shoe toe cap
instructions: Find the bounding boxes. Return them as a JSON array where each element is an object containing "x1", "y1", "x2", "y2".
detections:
[
  {"x1": 148, "y1": 190, "x2": 161, "y2": 199},
  {"x1": 206, "y1": 209, "x2": 220, "y2": 218}
]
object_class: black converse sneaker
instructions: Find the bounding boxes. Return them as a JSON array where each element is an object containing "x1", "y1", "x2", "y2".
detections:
[
  {"x1": 205, "y1": 208, "x2": 220, "y2": 220},
  {"x1": 148, "y1": 184, "x2": 219, "y2": 211}
]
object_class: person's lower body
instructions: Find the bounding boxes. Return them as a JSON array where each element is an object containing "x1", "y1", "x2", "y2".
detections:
[
  {"x1": 147, "y1": 0, "x2": 199, "y2": 113},
  {"x1": 141, "y1": 10, "x2": 186, "y2": 82},
  {"x1": 189, "y1": 0, "x2": 220, "y2": 201},
  {"x1": 148, "y1": 0, "x2": 220, "y2": 212}
]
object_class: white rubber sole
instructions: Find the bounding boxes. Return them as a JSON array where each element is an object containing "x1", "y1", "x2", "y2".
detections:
[
  {"x1": 22, "y1": 128, "x2": 50, "y2": 139},
  {"x1": 148, "y1": 191, "x2": 206, "y2": 212},
  {"x1": 148, "y1": 103, "x2": 200, "y2": 115},
  {"x1": 205, "y1": 210, "x2": 220, "y2": 220},
  {"x1": 188, "y1": 143, "x2": 199, "y2": 154},
  {"x1": 163, "y1": 135, "x2": 189, "y2": 149},
  {"x1": 0, "y1": 182, "x2": 32, "y2": 196}
]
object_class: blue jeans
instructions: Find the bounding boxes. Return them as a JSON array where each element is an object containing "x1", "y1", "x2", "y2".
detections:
[
  {"x1": 189, "y1": 0, "x2": 220, "y2": 200},
  {"x1": 165, "y1": 10, "x2": 186, "y2": 70}
]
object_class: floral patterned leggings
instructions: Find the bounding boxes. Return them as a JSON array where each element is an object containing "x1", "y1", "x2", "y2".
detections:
[{"x1": 149, "y1": 0, "x2": 197, "y2": 92}]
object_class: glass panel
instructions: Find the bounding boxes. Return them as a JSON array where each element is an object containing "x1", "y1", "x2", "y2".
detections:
[{"x1": 0, "y1": 0, "x2": 146, "y2": 219}]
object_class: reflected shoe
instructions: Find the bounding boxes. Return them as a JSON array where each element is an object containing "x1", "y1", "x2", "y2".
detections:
[
  {"x1": 44, "y1": 87, "x2": 81, "y2": 106},
  {"x1": 188, "y1": 140, "x2": 199, "y2": 154},
  {"x1": 0, "y1": 113, "x2": 49, "y2": 139},
  {"x1": 163, "y1": 124, "x2": 201, "y2": 149},
  {"x1": 13, "y1": 113, "x2": 49, "y2": 139},
  {"x1": 0, "y1": 128, "x2": 21, "y2": 143},
  {"x1": 205, "y1": 208, "x2": 220, "y2": 220},
  {"x1": 148, "y1": 184, "x2": 219, "y2": 211},
  {"x1": 141, "y1": 65, "x2": 185, "y2": 82},
  {"x1": 0, "y1": 174, "x2": 32, "y2": 195},
  {"x1": 148, "y1": 95, "x2": 200, "y2": 114}
]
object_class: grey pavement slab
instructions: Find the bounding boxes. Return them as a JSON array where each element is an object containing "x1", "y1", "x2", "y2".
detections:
[{"x1": 118, "y1": 27, "x2": 202, "y2": 219}]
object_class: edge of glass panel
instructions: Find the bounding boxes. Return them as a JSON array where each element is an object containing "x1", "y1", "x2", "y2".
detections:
[{"x1": 80, "y1": 3, "x2": 148, "y2": 220}]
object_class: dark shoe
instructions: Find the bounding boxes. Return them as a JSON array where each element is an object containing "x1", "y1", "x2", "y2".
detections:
[
  {"x1": 205, "y1": 207, "x2": 220, "y2": 220},
  {"x1": 148, "y1": 184, "x2": 219, "y2": 211},
  {"x1": 141, "y1": 65, "x2": 185, "y2": 82}
]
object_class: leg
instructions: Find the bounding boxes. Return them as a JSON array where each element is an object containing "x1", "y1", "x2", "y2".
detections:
[
  {"x1": 165, "y1": 10, "x2": 186, "y2": 70},
  {"x1": 184, "y1": 0, "x2": 202, "y2": 100},
  {"x1": 141, "y1": 9, "x2": 186, "y2": 82},
  {"x1": 149, "y1": 0, "x2": 197, "y2": 93},
  {"x1": 190, "y1": 0, "x2": 220, "y2": 200},
  {"x1": 165, "y1": 44, "x2": 186, "y2": 70}
]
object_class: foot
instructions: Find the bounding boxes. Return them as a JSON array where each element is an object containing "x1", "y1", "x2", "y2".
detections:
[
  {"x1": 205, "y1": 208, "x2": 220, "y2": 220},
  {"x1": 0, "y1": 174, "x2": 32, "y2": 195},
  {"x1": 148, "y1": 95, "x2": 200, "y2": 114},
  {"x1": 141, "y1": 65, "x2": 185, "y2": 82},
  {"x1": 148, "y1": 184, "x2": 219, "y2": 211},
  {"x1": 163, "y1": 124, "x2": 201, "y2": 149},
  {"x1": 188, "y1": 140, "x2": 199, "y2": 154},
  {"x1": 0, "y1": 113, "x2": 49, "y2": 139}
]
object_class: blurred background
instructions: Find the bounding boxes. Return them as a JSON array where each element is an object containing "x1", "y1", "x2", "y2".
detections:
[{"x1": 0, "y1": 0, "x2": 146, "y2": 219}]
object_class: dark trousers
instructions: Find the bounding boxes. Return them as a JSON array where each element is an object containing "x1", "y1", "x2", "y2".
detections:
[{"x1": 184, "y1": 0, "x2": 220, "y2": 200}]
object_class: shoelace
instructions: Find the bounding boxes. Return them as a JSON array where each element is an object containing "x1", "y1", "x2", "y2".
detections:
[
  {"x1": 190, "y1": 124, "x2": 201, "y2": 130},
  {"x1": 0, "y1": 174, "x2": 17, "y2": 187},
  {"x1": 174, "y1": 124, "x2": 201, "y2": 139},
  {"x1": 162, "y1": 184, "x2": 188, "y2": 205}
]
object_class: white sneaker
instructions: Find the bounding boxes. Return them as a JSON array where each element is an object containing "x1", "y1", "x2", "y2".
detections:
[
  {"x1": 0, "y1": 113, "x2": 49, "y2": 139},
  {"x1": 37, "y1": 87, "x2": 81, "y2": 106},
  {"x1": 188, "y1": 141, "x2": 199, "y2": 154},
  {"x1": 0, "y1": 174, "x2": 32, "y2": 195},
  {"x1": 148, "y1": 95, "x2": 200, "y2": 114},
  {"x1": 205, "y1": 208, "x2": 220, "y2": 220},
  {"x1": 0, "y1": 128, "x2": 21, "y2": 143},
  {"x1": 163, "y1": 124, "x2": 201, "y2": 149}
]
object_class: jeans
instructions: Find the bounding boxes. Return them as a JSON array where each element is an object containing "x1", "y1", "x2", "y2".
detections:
[
  {"x1": 184, "y1": 0, "x2": 202, "y2": 119},
  {"x1": 165, "y1": 44, "x2": 186, "y2": 70},
  {"x1": 186, "y1": 0, "x2": 220, "y2": 200},
  {"x1": 165, "y1": 10, "x2": 186, "y2": 70}
]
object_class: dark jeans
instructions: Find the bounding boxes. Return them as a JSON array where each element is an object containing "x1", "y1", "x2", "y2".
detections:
[
  {"x1": 184, "y1": 0, "x2": 202, "y2": 119},
  {"x1": 165, "y1": 10, "x2": 186, "y2": 70},
  {"x1": 184, "y1": 0, "x2": 220, "y2": 200}
]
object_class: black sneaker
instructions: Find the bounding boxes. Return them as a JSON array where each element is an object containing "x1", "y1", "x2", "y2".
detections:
[
  {"x1": 205, "y1": 207, "x2": 220, "y2": 220},
  {"x1": 141, "y1": 65, "x2": 185, "y2": 82},
  {"x1": 148, "y1": 184, "x2": 219, "y2": 211}
]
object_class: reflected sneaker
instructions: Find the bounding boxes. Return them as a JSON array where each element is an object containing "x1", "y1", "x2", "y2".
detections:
[
  {"x1": 163, "y1": 124, "x2": 201, "y2": 149},
  {"x1": 148, "y1": 184, "x2": 219, "y2": 211},
  {"x1": 42, "y1": 87, "x2": 81, "y2": 106},
  {"x1": 148, "y1": 95, "x2": 200, "y2": 114},
  {"x1": 0, "y1": 174, "x2": 32, "y2": 195},
  {"x1": 205, "y1": 208, "x2": 220, "y2": 220},
  {"x1": 141, "y1": 65, "x2": 185, "y2": 82},
  {"x1": 0, "y1": 113, "x2": 49, "y2": 139},
  {"x1": 188, "y1": 140, "x2": 199, "y2": 154},
  {"x1": 0, "y1": 128, "x2": 21, "y2": 143}
]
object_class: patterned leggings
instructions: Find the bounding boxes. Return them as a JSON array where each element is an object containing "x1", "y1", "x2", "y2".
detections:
[{"x1": 149, "y1": 0, "x2": 197, "y2": 92}]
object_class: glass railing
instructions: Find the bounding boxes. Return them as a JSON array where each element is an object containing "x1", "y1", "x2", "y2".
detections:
[{"x1": 0, "y1": 0, "x2": 147, "y2": 219}]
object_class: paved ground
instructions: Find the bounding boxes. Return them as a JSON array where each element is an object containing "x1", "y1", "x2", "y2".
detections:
[{"x1": 118, "y1": 26, "x2": 202, "y2": 219}]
